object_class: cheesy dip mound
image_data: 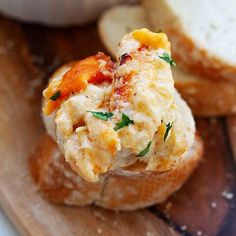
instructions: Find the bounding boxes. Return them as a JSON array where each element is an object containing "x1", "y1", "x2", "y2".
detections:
[{"x1": 42, "y1": 29, "x2": 195, "y2": 182}]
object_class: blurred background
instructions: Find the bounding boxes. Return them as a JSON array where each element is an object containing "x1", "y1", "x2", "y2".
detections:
[{"x1": 0, "y1": 0, "x2": 235, "y2": 236}]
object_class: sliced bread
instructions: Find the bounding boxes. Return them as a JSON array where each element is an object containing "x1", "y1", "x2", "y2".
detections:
[{"x1": 143, "y1": 0, "x2": 236, "y2": 83}]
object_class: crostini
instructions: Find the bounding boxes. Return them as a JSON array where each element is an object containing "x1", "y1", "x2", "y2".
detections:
[{"x1": 30, "y1": 29, "x2": 203, "y2": 210}]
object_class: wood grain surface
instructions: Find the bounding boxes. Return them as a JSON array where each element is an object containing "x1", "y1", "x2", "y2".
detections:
[{"x1": 0, "y1": 14, "x2": 235, "y2": 236}]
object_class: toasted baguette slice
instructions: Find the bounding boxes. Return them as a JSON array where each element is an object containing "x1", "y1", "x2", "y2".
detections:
[
  {"x1": 143, "y1": 0, "x2": 236, "y2": 83},
  {"x1": 98, "y1": 5, "x2": 236, "y2": 116},
  {"x1": 29, "y1": 134, "x2": 203, "y2": 211}
]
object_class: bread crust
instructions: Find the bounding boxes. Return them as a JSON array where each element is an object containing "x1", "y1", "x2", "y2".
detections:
[{"x1": 29, "y1": 134, "x2": 203, "y2": 211}]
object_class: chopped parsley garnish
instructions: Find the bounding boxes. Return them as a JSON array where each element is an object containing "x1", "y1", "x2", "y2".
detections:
[
  {"x1": 50, "y1": 91, "x2": 61, "y2": 101},
  {"x1": 159, "y1": 52, "x2": 176, "y2": 66},
  {"x1": 89, "y1": 111, "x2": 113, "y2": 121},
  {"x1": 164, "y1": 122, "x2": 174, "y2": 142},
  {"x1": 157, "y1": 29, "x2": 163, "y2": 33},
  {"x1": 137, "y1": 141, "x2": 152, "y2": 157},
  {"x1": 114, "y1": 113, "x2": 134, "y2": 131}
]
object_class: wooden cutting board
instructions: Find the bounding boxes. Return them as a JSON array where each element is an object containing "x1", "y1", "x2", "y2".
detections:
[{"x1": 0, "y1": 15, "x2": 235, "y2": 236}]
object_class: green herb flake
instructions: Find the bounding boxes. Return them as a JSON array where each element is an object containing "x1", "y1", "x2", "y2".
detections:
[
  {"x1": 164, "y1": 122, "x2": 173, "y2": 142},
  {"x1": 159, "y1": 52, "x2": 176, "y2": 66},
  {"x1": 89, "y1": 111, "x2": 113, "y2": 121},
  {"x1": 114, "y1": 113, "x2": 134, "y2": 131},
  {"x1": 157, "y1": 29, "x2": 163, "y2": 33},
  {"x1": 137, "y1": 141, "x2": 152, "y2": 157},
  {"x1": 50, "y1": 91, "x2": 61, "y2": 101}
]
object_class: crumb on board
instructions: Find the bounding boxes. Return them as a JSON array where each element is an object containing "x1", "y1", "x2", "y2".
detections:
[
  {"x1": 181, "y1": 225, "x2": 187, "y2": 231},
  {"x1": 97, "y1": 228, "x2": 102, "y2": 234},
  {"x1": 211, "y1": 201, "x2": 217, "y2": 209},
  {"x1": 196, "y1": 230, "x2": 203, "y2": 236},
  {"x1": 221, "y1": 190, "x2": 234, "y2": 200}
]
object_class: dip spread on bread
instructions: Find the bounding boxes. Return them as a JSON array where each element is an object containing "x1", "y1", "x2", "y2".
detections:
[{"x1": 42, "y1": 29, "x2": 195, "y2": 182}]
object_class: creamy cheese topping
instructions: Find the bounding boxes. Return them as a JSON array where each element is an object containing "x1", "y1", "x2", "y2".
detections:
[{"x1": 43, "y1": 29, "x2": 195, "y2": 182}]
